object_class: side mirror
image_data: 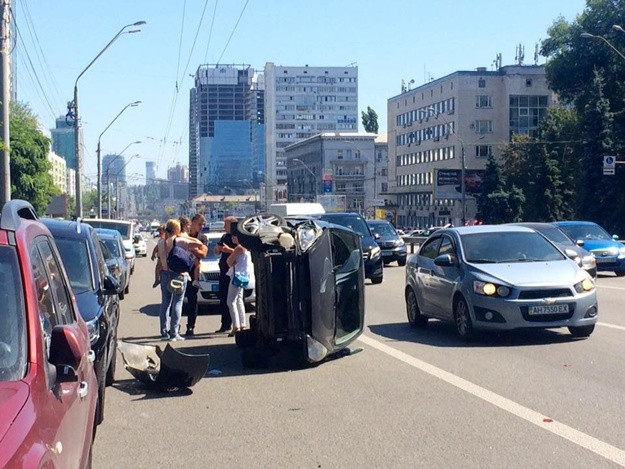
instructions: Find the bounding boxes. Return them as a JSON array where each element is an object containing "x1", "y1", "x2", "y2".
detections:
[
  {"x1": 374, "y1": 233, "x2": 380, "y2": 240},
  {"x1": 434, "y1": 253, "x2": 455, "y2": 267},
  {"x1": 564, "y1": 248, "x2": 579, "y2": 260},
  {"x1": 613, "y1": 234, "x2": 620, "y2": 241},
  {"x1": 49, "y1": 325, "x2": 83, "y2": 383},
  {"x1": 576, "y1": 239, "x2": 585, "y2": 247},
  {"x1": 103, "y1": 274, "x2": 119, "y2": 295}
]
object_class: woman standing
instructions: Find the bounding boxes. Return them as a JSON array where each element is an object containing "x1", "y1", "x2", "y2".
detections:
[
  {"x1": 226, "y1": 235, "x2": 251, "y2": 337},
  {"x1": 157, "y1": 219, "x2": 207, "y2": 341}
]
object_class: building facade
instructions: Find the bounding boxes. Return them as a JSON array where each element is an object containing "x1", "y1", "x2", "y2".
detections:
[
  {"x1": 103, "y1": 154, "x2": 126, "y2": 185},
  {"x1": 145, "y1": 161, "x2": 156, "y2": 183},
  {"x1": 48, "y1": 151, "x2": 67, "y2": 194},
  {"x1": 264, "y1": 63, "x2": 358, "y2": 206},
  {"x1": 285, "y1": 133, "x2": 380, "y2": 213},
  {"x1": 387, "y1": 65, "x2": 553, "y2": 229},
  {"x1": 188, "y1": 64, "x2": 262, "y2": 197},
  {"x1": 51, "y1": 116, "x2": 78, "y2": 170},
  {"x1": 167, "y1": 163, "x2": 189, "y2": 183}
]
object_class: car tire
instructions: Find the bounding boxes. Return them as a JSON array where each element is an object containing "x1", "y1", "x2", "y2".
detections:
[
  {"x1": 371, "y1": 275, "x2": 383, "y2": 284},
  {"x1": 406, "y1": 288, "x2": 428, "y2": 328},
  {"x1": 124, "y1": 282, "x2": 130, "y2": 294},
  {"x1": 398, "y1": 257, "x2": 407, "y2": 267},
  {"x1": 615, "y1": 270, "x2": 625, "y2": 277},
  {"x1": 105, "y1": 345, "x2": 116, "y2": 387},
  {"x1": 568, "y1": 324, "x2": 595, "y2": 338},
  {"x1": 119, "y1": 289, "x2": 125, "y2": 300},
  {"x1": 236, "y1": 213, "x2": 285, "y2": 251},
  {"x1": 454, "y1": 296, "x2": 475, "y2": 341}
]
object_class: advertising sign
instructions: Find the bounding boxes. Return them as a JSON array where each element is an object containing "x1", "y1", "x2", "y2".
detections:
[
  {"x1": 434, "y1": 169, "x2": 485, "y2": 199},
  {"x1": 317, "y1": 195, "x2": 346, "y2": 212}
]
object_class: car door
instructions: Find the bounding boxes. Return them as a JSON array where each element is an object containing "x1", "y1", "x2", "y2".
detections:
[
  {"x1": 429, "y1": 235, "x2": 461, "y2": 318},
  {"x1": 307, "y1": 229, "x2": 336, "y2": 353},
  {"x1": 31, "y1": 238, "x2": 94, "y2": 466},
  {"x1": 92, "y1": 232, "x2": 118, "y2": 363},
  {"x1": 415, "y1": 236, "x2": 442, "y2": 316}
]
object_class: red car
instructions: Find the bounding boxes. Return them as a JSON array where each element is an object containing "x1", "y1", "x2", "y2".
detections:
[{"x1": 0, "y1": 200, "x2": 97, "y2": 468}]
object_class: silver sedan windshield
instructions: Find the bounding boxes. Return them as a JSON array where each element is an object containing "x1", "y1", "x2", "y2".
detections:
[{"x1": 461, "y1": 231, "x2": 565, "y2": 263}]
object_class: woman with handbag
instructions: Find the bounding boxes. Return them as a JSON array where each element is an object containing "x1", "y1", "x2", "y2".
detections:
[{"x1": 225, "y1": 235, "x2": 251, "y2": 337}]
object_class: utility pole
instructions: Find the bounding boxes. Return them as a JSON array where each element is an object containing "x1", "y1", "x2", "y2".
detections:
[{"x1": 0, "y1": 0, "x2": 11, "y2": 205}]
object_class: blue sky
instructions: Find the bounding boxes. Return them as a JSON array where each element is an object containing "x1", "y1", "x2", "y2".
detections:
[{"x1": 16, "y1": 0, "x2": 586, "y2": 184}]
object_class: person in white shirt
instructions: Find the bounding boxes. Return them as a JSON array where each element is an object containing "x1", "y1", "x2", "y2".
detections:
[{"x1": 225, "y1": 235, "x2": 251, "y2": 337}]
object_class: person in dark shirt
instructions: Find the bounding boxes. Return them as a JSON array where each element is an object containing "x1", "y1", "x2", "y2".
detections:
[
  {"x1": 214, "y1": 216, "x2": 237, "y2": 333},
  {"x1": 182, "y1": 214, "x2": 208, "y2": 336}
]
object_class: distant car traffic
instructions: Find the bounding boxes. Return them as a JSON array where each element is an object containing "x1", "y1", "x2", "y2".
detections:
[
  {"x1": 133, "y1": 233, "x2": 147, "y2": 257},
  {"x1": 42, "y1": 218, "x2": 121, "y2": 425},
  {"x1": 0, "y1": 201, "x2": 97, "y2": 468},
  {"x1": 554, "y1": 221, "x2": 625, "y2": 277},
  {"x1": 510, "y1": 222, "x2": 597, "y2": 278},
  {"x1": 83, "y1": 219, "x2": 136, "y2": 274},
  {"x1": 196, "y1": 232, "x2": 256, "y2": 307},
  {"x1": 367, "y1": 219, "x2": 407, "y2": 266},
  {"x1": 405, "y1": 225, "x2": 598, "y2": 340}
]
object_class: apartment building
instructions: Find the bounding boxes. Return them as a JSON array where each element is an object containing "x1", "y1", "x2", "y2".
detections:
[
  {"x1": 48, "y1": 151, "x2": 67, "y2": 193},
  {"x1": 387, "y1": 65, "x2": 553, "y2": 229},
  {"x1": 264, "y1": 63, "x2": 358, "y2": 206}
]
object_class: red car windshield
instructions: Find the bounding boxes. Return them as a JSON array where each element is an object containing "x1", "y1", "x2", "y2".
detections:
[{"x1": 0, "y1": 245, "x2": 27, "y2": 382}]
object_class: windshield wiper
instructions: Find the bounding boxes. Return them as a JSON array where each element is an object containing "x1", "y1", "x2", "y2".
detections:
[{"x1": 466, "y1": 258, "x2": 497, "y2": 263}]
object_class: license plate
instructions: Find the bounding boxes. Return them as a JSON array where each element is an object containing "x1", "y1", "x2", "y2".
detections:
[
  {"x1": 595, "y1": 257, "x2": 612, "y2": 264},
  {"x1": 528, "y1": 304, "x2": 569, "y2": 315},
  {"x1": 210, "y1": 283, "x2": 219, "y2": 292}
]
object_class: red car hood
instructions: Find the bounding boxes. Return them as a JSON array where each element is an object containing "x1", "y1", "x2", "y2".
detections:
[{"x1": 0, "y1": 381, "x2": 29, "y2": 443}]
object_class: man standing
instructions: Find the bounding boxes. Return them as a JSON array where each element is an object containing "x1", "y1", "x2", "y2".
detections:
[
  {"x1": 214, "y1": 216, "x2": 237, "y2": 333},
  {"x1": 182, "y1": 214, "x2": 208, "y2": 336}
]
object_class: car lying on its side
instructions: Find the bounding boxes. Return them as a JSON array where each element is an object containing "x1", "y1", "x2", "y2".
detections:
[
  {"x1": 0, "y1": 201, "x2": 97, "y2": 468},
  {"x1": 405, "y1": 225, "x2": 598, "y2": 340}
]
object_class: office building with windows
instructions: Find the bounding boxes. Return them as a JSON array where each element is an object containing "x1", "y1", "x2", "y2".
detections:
[
  {"x1": 387, "y1": 64, "x2": 554, "y2": 229},
  {"x1": 145, "y1": 161, "x2": 156, "y2": 183},
  {"x1": 264, "y1": 63, "x2": 358, "y2": 206},
  {"x1": 51, "y1": 116, "x2": 79, "y2": 170},
  {"x1": 103, "y1": 154, "x2": 126, "y2": 184}
]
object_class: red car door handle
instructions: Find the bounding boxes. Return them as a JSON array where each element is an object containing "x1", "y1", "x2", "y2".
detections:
[{"x1": 78, "y1": 381, "x2": 89, "y2": 399}]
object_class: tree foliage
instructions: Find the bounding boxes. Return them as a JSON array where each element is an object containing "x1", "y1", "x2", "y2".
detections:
[
  {"x1": 9, "y1": 102, "x2": 58, "y2": 214},
  {"x1": 361, "y1": 106, "x2": 379, "y2": 133},
  {"x1": 477, "y1": 153, "x2": 525, "y2": 223}
]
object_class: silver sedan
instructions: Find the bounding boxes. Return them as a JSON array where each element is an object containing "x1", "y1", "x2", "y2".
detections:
[{"x1": 405, "y1": 225, "x2": 598, "y2": 340}]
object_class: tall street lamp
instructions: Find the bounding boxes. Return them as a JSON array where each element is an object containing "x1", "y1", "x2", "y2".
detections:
[
  {"x1": 97, "y1": 100, "x2": 141, "y2": 217},
  {"x1": 293, "y1": 158, "x2": 318, "y2": 201},
  {"x1": 110, "y1": 155, "x2": 140, "y2": 219},
  {"x1": 71, "y1": 20, "x2": 146, "y2": 219},
  {"x1": 105, "y1": 142, "x2": 140, "y2": 218},
  {"x1": 580, "y1": 31, "x2": 625, "y2": 61},
  {"x1": 427, "y1": 108, "x2": 466, "y2": 225}
]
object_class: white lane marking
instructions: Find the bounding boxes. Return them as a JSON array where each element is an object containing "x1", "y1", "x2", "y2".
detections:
[
  {"x1": 597, "y1": 285, "x2": 625, "y2": 291},
  {"x1": 597, "y1": 322, "x2": 625, "y2": 331},
  {"x1": 358, "y1": 334, "x2": 625, "y2": 467}
]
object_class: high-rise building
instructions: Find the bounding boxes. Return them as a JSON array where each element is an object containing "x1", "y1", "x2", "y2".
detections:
[
  {"x1": 264, "y1": 63, "x2": 359, "y2": 205},
  {"x1": 51, "y1": 116, "x2": 78, "y2": 170},
  {"x1": 387, "y1": 64, "x2": 554, "y2": 228},
  {"x1": 188, "y1": 64, "x2": 259, "y2": 197},
  {"x1": 103, "y1": 154, "x2": 126, "y2": 185},
  {"x1": 167, "y1": 163, "x2": 189, "y2": 183},
  {"x1": 146, "y1": 161, "x2": 156, "y2": 183},
  {"x1": 48, "y1": 151, "x2": 67, "y2": 194}
]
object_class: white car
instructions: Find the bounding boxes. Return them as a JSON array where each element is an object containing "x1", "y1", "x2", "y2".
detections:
[
  {"x1": 197, "y1": 232, "x2": 255, "y2": 306},
  {"x1": 133, "y1": 233, "x2": 148, "y2": 257}
]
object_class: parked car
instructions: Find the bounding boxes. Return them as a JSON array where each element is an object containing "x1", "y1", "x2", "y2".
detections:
[
  {"x1": 316, "y1": 212, "x2": 383, "y2": 284},
  {"x1": 367, "y1": 219, "x2": 407, "y2": 266},
  {"x1": 196, "y1": 232, "x2": 256, "y2": 307},
  {"x1": 234, "y1": 213, "x2": 365, "y2": 367},
  {"x1": 405, "y1": 225, "x2": 598, "y2": 340},
  {"x1": 96, "y1": 228, "x2": 130, "y2": 299},
  {"x1": 509, "y1": 222, "x2": 597, "y2": 278},
  {"x1": 0, "y1": 200, "x2": 97, "y2": 468},
  {"x1": 83, "y1": 219, "x2": 136, "y2": 274},
  {"x1": 554, "y1": 221, "x2": 625, "y2": 277},
  {"x1": 133, "y1": 233, "x2": 147, "y2": 257},
  {"x1": 42, "y1": 218, "x2": 120, "y2": 425}
]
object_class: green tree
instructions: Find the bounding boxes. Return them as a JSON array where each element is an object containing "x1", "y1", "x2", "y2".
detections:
[
  {"x1": 361, "y1": 106, "x2": 379, "y2": 133},
  {"x1": 477, "y1": 153, "x2": 525, "y2": 223},
  {"x1": 9, "y1": 102, "x2": 58, "y2": 214}
]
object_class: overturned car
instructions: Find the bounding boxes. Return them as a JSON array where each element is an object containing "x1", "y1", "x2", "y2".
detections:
[{"x1": 234, "y1": 213, "x2": 365, "y2": 367}]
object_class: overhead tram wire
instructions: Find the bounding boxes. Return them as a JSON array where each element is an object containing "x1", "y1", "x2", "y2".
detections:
[
  {"x1": 216, "y1": 0, "x2": 250, "y2": 64},
  {"x1": 203, "y1": 0, "x2": 219, "y2": 62},
  {"x1": 175, "y1": 0, "x2": 187, "y2": 93},
  {"x1": 14, "y1": 39, "x2": 57, "y2": 122}
]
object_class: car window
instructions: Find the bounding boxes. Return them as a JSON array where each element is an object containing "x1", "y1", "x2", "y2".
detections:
[
  {"x1": 368, "y1": 222, "x2": 396, "y2": 237},
  {"x1": 37, "y1": 240, "x2": 74, "y2": 326},
  {"x1": 102, "y1": 238, "x2": 121, "y2": 257},
  {"x1": 419, "y1": 237, "x2": 442, "y2": 259},
  {"x1": 319, "y1": 215, "x2": 370, "y2": 237},
  {"x1": 536, "y1": 226, "x2": 574, "y2": 245},
  {"x1": 331, "y1": 230, "x2": 362, "y2": 344},
  {"x1": 462, "y1": 231, "x2": 565, "y2": 263},
  {"x1": 558, "y1": 224, "x2": 611, "y2": 241},
  {"x1": 438, "y1": 236, "x2": 456, "y2": 262},
  {"x1": 331, "y1": 230, "x2": 360, "y2": 272},
  {"x1": 92, "y1": 232, "x2": 108, "y2": 281},
  {"x1": 54, "y1": 238, "x2": 94, "y2": 293},
  {"x1": 0, "y1": 245, "x2": 27, "y2": 382}
]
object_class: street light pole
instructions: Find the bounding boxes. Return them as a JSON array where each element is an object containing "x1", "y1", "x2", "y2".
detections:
[
  {"x1": 72, "y1": 21, "x2": 145, "y2": 219},
  {"x1": 293, "y1": 158, "x2": 317, "y2": 201},
  {"x1": 109, "y1": 154, "x2": 140, "y2": 219},
  {"x1": 580, "y1": 31, "x2": 625, "y2": 61},
  {"x1": 97, "y1": 101, "x2": 141, "y2": 218}
]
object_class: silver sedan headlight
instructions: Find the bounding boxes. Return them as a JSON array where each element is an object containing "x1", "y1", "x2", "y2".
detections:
[
  {"x1": 574, "y1": 277, "x2": 595, "y2": 293},
  {"x1": 473, "y1": 281, "x2": 510, "y2": 297}
]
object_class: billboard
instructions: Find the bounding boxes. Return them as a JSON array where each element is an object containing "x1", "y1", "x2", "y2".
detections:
[
  {"x1": 434, "y1": 169, "x2": 485, "y2": 199},
  {"x1": 317, "y1": 194, "x2": 346, "y2": 212}
]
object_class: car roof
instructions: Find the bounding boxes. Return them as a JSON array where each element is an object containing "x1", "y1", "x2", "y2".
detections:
[
  {"x1": 41, "y1": 217, "x2": 95, "y2": 239},
  {"x1": 443, "y1": 225, "x2": 536, "y2": 235},
  {"x1": 553, "y1": 221, "x2": 597, "y2": 226},
  {"x1": 508, "y1": 222, "x2": 557, "y2": 230},
  {"x1": 318, "y1": 212, "x2": 361, "y2": 218},
  {"x1": 366, "y1": 219, "x2": 391, "y2": 225},
  {"x1": 94, "y1": 228, "x2": 123, "y2": 238}
]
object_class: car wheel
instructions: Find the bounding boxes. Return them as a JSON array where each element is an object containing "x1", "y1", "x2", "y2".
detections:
[
  {"x1": 406, "y1": 288, "x2": 428, "y2": 328},
  {"x1": 398, "y1": 257, "x2": 407, "y2": 267},
  {"x1": 371, "y1": 275, "x2": 383, "y2": 284},
  {"x1": 615, "y1": 270, "x2": 625, "y2": 277},
  {"x1": 124, "y1": 282, "x2": 129, "y2": 294},
  {"x1": 568, "y1": 324, "x2": 595, "y2": 338},
  {"x1": 454, "y1": 296, "x2": 475, "y2": 341},
  {"x1": 119, "y1": 289, "x2": 125, "y2": 300},
  {"x1": 236, "y1": 213, "x2": 285, "y2": 251},
  {"x1": 105, "y1": 345, "x2": 116, "y2": 386}
]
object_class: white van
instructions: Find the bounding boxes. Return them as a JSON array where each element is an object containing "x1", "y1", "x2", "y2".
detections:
[{"x1": 268, "y1": 203, "x2": 326, "y2": 217}]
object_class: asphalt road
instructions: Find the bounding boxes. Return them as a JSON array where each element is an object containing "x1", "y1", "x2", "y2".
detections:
[{"x1": 93, "y1": 241, "x2": 625, "y2": 468}]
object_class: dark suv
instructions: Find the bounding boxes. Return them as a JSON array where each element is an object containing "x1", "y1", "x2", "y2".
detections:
[
  {"x1": 42, "y1": 218, "x2": 120, "y2": 425},
  {"x1": 0, "y1": 201, "x2": 97, "y2": 467},
  {"x1": 316, "y1": 212, "x2": 383, "y2": 284},
  {"x1": 234, "y1": 213, "x2": 365, "y2": 367},
  {"x1": 367, "y1": 219, "x2": 407, "y2": 266}
]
